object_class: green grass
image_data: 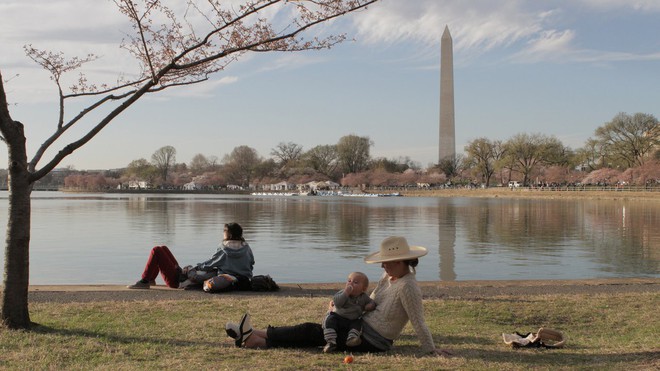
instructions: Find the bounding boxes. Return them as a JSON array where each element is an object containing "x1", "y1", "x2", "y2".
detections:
[{"x1": 1, "y1": 293, "x2": 658, "y2": 370}]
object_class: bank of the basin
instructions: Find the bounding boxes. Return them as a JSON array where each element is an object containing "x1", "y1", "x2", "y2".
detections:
[
  {"x1": 399, "y1": 188, "x2": 660, "y2": 200},
  {"x1": 25, "y1": 278, "x2": 660, "y2": 303}
]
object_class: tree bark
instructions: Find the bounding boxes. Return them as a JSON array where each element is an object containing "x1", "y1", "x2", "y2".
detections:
[
  {"x1": 1, "y1": 73, "x2": 33, "y2": 329},
  {"x1": 1, "y1": 162, "x2": 32, "y2": 328}
]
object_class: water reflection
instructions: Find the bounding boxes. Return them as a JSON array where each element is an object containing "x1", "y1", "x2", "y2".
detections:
[
  {"x1": 437, "y1": 202, "x2": 457, "y2": 281},
  {"x1": 582, "y1": 200, "x2": 659, "y2": 274},
  {"x1": 0, "y1": 192, "x2": 657, "y2": 284}
]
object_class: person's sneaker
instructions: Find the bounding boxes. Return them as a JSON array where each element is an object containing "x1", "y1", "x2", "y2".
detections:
[
  {"x1": 225, "y1": 313, "x2": 253, "y2": 347},
  {"x1": 323, "y1": 342, "x2": 337, "y2": 353},
  {"x1": 148, "y1": 280, "x2": 156, "y2": 286},
  {"x1": 346, "y1": 333, "x2": 362, "y2": 347},
  {"x1": 127, "y1": 280, "x2": 150, "y2": 289}
]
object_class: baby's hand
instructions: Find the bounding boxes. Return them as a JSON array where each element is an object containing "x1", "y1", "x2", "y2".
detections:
[{"x1": 364, "y1": 302, "x2": 376, "y2": 312}]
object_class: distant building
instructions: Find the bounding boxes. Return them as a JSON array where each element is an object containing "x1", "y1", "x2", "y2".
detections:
[
  {"x1": 183, "y1": 182, "x2": 202, "y2": 190},
  {"x1": 303, "y1": 180, "x2": 340, "y2": 191},
  {"x1": 128, "y1": 180, "x2": 150, "y2": 189},
  {"x1": 266, "y1": 181, "x2": 295, "y2": 191}
]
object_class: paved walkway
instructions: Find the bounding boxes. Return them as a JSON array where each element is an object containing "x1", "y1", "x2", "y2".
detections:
[{"x1": 28, "y1": 278, "x2": 660, "y2": 303}]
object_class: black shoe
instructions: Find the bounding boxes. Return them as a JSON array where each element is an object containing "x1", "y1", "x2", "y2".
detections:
[
  {"x1": 127, "y1": 280, "x2": 150, "y2": 289},
  {"x1": 226, "y1": 313, "x2": 253, "y2": 347}
]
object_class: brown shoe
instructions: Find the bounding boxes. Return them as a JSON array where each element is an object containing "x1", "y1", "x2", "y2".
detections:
[
  {"x1": 323, "y1": 342, "x2": 337, "y2": 353},
  {"x1": 346, "y1": 335, "x2": 362, "y2": 347}
]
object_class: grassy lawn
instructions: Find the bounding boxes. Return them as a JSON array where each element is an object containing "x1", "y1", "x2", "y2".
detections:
[{"x1": 1, "y1": 292, "x2": 658, "y2": 370}]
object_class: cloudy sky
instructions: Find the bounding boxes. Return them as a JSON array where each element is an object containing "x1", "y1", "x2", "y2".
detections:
[{"x1": 1, "y1": 0, "x2": 658, "y2": 170}]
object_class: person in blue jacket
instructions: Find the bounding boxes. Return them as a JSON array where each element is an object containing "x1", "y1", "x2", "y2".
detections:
[{"x1": 127, "y1": 222, "x2": 254, "y2": 290}]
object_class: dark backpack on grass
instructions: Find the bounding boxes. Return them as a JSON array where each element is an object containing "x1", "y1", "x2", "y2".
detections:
[{"x1": 251, "y1": 275, "x2": 280, "y2": 292}]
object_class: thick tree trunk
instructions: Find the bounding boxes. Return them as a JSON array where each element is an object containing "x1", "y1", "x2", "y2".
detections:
[
  {"x1": 1, "y1": 73, "x2": 33, "y2": 328},
  {"x1": 1, "y1": 167, "x2": 32, "y2": 328}
]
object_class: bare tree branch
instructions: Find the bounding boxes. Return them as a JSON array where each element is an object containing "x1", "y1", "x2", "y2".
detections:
[
  {"x1": 30, "y1": 81, "x2": 157, "y2": 181},
  {"x1": 25, "y1": 0, "x2": 378, "y2": 180}
]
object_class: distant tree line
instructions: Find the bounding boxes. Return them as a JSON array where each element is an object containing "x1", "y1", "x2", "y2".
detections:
[
  {"x1": 461, "y1": 112, "x2": 659, "y2": 187},
  {"x1": 6, "y1": 112, "x2": 654, "y2": 192}
]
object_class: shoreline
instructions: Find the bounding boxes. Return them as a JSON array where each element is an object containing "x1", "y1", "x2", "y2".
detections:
[
  {"x1": 30, "y1": 187, "x2": 660, "y2": 201},
  {"x1": 399, "y1": 188, "x2": 660, "y2": 200},
  {"x1": 26, "y1": 277, "x2": 660, "y2": 303}
]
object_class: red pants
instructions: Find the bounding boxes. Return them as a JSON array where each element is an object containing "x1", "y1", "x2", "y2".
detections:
[{"x1": 141, "y1": 245, "x2": 181, "y2": 288}]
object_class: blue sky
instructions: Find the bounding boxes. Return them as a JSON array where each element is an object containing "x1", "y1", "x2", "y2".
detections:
[{"x1": 1, "y1": 0, "x2": 659, "y2": 170}]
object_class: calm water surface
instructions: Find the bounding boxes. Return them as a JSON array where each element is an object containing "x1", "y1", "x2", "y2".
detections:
[{"x1": 0, "y1": 191, "x2": 658, "y2": 285}]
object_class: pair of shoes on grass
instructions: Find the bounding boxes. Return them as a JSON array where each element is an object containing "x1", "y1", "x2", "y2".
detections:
[
  {"x1": 225, "y1": 313, "x2": 253, "y2": 347},
  {"x1": 127, "y1": 279, "x2": 156, "y2": 289},
  {"x1": 324, "y1": 332, "x2": 361, "y2": 353}
]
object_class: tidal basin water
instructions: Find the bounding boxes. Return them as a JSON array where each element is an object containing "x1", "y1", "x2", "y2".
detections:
[{"x1": 0, "y1": 191, "x2": 658, "y2": 285}]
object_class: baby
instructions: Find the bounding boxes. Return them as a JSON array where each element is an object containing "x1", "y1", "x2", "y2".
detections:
[{"x1": 322, "y1": 271, "x2": 376, "y2": 352}]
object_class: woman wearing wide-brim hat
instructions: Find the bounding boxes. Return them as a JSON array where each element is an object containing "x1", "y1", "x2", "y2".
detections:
[{"x1": 225, "y1": 236, "x2": 454, "y2": 357}]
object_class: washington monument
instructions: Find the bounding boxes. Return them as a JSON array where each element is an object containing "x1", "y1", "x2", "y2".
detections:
[{"x1": 439, "y1": 25, "x2": 455, "y2": 162}]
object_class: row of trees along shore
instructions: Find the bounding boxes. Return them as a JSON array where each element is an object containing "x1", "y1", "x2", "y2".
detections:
[{"x1": 15, "y1": 112, "x2": 659, "y2": 192}]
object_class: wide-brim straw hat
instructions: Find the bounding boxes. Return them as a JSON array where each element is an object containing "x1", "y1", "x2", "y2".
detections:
[{"x1": 364, "y1": 236, "x2": 428, "y2": 264}]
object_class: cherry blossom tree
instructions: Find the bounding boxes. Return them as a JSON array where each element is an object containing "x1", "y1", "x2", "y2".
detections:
[
  {"x1": 0, "y1": 0, "x2": 378, "y2": 329},
  {"x1": 418, "y1": 171, "x2": 447, "y2": 187},
  {"x1": 340, "y1": 172, "x2": 368, "y2": 188},
  {"x1": 581, "y1": 168, "x2": 622, "y2": 186},
  {"x1": 619, "y1": 160, "x2": 660, "y2": 186}
]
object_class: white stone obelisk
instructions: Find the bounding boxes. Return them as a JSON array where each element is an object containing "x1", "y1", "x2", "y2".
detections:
[{"x1": 439, "y1": 25, "x2": 455, "y2": 163}]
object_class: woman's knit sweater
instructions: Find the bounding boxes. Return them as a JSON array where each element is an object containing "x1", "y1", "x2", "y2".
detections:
[{"x1": 362, "y1": 272, "x2": 435, "y2": 353}]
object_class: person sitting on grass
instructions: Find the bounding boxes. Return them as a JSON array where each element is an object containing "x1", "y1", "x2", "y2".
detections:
[
  {"x1": 322, "y1": 271, "x2": 376, "y2": 353},
  {"x1": 225, "y1": 236, "x2": 453, "y2": 357},
  {"x1": 127, "y1": 222, "x2": 254, "y2": 290}
]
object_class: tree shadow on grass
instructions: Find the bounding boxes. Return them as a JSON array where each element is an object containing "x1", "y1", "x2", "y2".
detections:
[
  {"x1": 440, "y1": 297, "x2": 537, "y2": 304},
  {"x1": 28, "y1": 322, "x2": 236, "y2": 349},
  {"x1": 396, "y1": 333, "x2": 493, "y2": 347},
  {"x1": 455, "y1": 347, "x2": 660, "y2": 367},
  {"x1": 26, "y1": 322, "x2": 660, "y2": 368},
  {"x1": 374, "y1": 340, "x2": 658, "y2": 368}
]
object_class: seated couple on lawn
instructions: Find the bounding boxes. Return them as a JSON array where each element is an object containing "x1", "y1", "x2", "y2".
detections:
[
  {"x1": 225, "y1": 236, "x2": 454, "y2": 356},
  {"x1": 128, "y1": 222, "x2": 254, "y2": 292}
]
